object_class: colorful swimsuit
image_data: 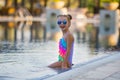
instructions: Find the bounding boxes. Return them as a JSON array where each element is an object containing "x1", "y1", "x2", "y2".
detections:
[{"x1": 58, "y1": 38, "x2": 74, "y2": 65}]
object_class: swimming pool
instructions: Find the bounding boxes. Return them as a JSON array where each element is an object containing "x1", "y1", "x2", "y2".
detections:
[{"x1": 0, "y1": 40, "x2": 110, "y2": 80}]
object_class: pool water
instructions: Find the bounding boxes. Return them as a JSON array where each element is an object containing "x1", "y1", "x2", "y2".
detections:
[{"x1": 0, "y1": 40, "x2": 110, "y2": 80}]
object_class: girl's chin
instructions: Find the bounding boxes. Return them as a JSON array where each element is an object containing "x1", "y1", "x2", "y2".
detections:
[{"x1": 61, "y1": 28, "x2": 66, "y2": 30}]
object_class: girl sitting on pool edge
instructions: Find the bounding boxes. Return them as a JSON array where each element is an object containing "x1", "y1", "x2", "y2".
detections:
[{"x1": 48, "y1": 14, "x2": 74, "y2": 69}]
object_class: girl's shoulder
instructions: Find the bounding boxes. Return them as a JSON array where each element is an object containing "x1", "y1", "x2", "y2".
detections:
[{"x1": 66, "y1": 32, "x2": 74, "y2": 42}]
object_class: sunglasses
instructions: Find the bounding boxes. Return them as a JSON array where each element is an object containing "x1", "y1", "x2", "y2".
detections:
[{"x1": 57, "y1": 20, "x2": 67, "y2": 25}]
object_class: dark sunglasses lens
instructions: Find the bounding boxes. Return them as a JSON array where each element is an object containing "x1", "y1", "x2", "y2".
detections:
[
  {"x1": 57, "y1": 21, "x2": 61, "y2": 25},
  {"x1": 63, "y1": 20, "x2": 67, "y2": 25},
  {"x1": 57, "y1": 20, "x2": 67, "y2": 25}
]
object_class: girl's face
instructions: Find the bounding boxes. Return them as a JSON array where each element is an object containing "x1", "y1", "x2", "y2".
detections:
[{"x1": 57, "y1": 16, "x2": 69, "y2": 31}]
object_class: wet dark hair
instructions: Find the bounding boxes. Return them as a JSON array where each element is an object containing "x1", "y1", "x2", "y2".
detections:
[
  {"x1": 67, "y1": 14, "x2": 72, "y2": 20},
  {"x1": 57, "y1": 14, "x2": 72, "y2": 20}
]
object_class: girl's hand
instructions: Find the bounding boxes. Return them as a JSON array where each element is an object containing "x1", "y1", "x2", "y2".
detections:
[
  {"x1": 62, "y1": 62, "x2": 68, "y2": 69},
  {"x1": 62, "y1": 57, "x2": 70, "y2": 69}
]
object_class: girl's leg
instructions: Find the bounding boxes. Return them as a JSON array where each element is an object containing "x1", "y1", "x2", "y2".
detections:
[{"x1": 48, "y1": 61, "x2": 62, "y2": 68}]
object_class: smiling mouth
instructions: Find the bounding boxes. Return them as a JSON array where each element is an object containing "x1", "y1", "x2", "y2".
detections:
[
  {"x1": 60, "y1": 26, "x2": 65, "y2": 28},
  {"x1": 60, "y1": 26, "x2": 66, "y2": 30}
]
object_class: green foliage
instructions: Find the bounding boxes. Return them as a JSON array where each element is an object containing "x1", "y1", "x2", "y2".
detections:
[
  {"x1": 86, "y1": 0, "x2": 95, "y2": 13},
  {"x1": 101, "y1": 0, "x2": 119, "y2": 3},
  {"x1": 87, "y1": 0, "x2": 94, "y2": 7}
]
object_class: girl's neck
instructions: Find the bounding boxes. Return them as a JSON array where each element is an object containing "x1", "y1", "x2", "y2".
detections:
[
  {"x1": 62, "y1": 29, "x2": 69, "y2": 35},
  {"x1": 62, "y1": 30, "x2": 70, "y2": 36}
]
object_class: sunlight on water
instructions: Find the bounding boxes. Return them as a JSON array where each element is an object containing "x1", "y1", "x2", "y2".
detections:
[{"x1": 0, "y1": 40, "x2": 111, "y2": 80}]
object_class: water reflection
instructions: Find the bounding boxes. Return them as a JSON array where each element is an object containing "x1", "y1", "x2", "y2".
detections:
[
  {"x1": 0, "y1": 21, "x2": 101, "y2": 54},
  {"x1": 0, "y1": 21, "x2": 45, "y2": 42}
]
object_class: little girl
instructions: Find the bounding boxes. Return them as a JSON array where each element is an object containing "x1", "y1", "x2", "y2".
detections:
[{"x1": 48, "y1": 14, "x2": 74, "y2": 69}]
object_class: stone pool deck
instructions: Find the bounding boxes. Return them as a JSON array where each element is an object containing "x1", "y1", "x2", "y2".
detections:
[{"x1": 44, "y1": 51, "x2": 120, "y2": 80}]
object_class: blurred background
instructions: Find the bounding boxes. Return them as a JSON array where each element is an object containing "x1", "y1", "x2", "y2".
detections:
[
  {"x1": 0, "y1": 0, "x2": 120, "y2": 47},
  {"x1": 0, "y1": 0, "x2": 120, "y2": 79},
  {"x1": 0, "y1": 0, "x2": 120, "y2": 53}
]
